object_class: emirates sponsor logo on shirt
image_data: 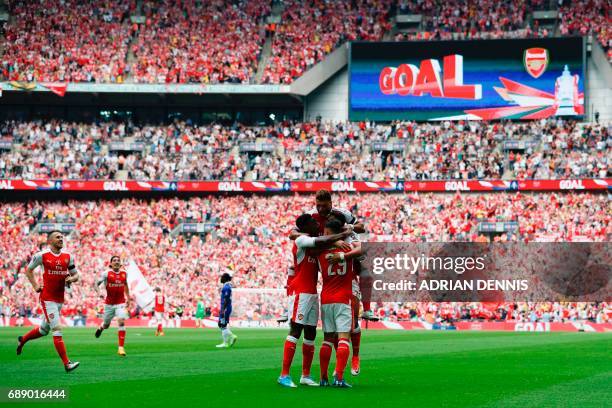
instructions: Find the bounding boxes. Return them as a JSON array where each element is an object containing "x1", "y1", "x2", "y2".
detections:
[{"x1": 47, "y1": 270, "x2": 68, "y2": 275}]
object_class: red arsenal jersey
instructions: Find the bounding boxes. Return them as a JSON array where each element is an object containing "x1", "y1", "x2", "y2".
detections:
[
  {"x1": 102, "y1": 270, "x2": 127, "y2": 305},
  {"x1": 28, "y1": 249, "x2": 76, "y2": 303},
  {"x1": 317, "y1": 248, "x2": 354, "y2": 305},
  {"x1": 288, "y1": 235, "x2": 318, "y2": 295},
  {"x1": 154, "y1": 294, "x2": 165, "y2": 312}
]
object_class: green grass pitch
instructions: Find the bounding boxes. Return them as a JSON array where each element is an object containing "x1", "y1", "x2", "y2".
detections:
[{"x1": 1, "y1": 327, "x2": 611, "y2": 407}]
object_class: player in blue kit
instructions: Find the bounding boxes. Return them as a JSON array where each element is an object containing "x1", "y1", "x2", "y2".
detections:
[{"x1": 216, "y1": 273, "x2": 237, "y2": 348}]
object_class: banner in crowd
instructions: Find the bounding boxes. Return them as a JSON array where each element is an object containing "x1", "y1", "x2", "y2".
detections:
[
  {"x1": 126, "y1": 259, "x2": 155, "y2": 312},
  {"x1": 6, "y1": 81, "x2": 67, "y2": 96},
  {"x1": 0, "y1": 179, "x2": 609, "y2": 192},
  {"x1": 350, "y1": 37, "x2": 585, "y2": 121}
]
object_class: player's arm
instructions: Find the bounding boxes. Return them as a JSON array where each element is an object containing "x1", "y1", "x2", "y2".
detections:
[
  {"x1": 65, "y1": 255, "x2": 79, "y2": 284},
  {"x1": 296, "y1": 229, "x2": 352, "y2": 249},
  {"x1": 24, "y1": 253, "x2": 42, "y2": 293},
  {"x1": 288, "y1": 228, "x2": 307, "y2": 240},
  {"x1": 330, "y1": 209, "x2": 366, "y2": 234},
  {"x1": 94, "y1": 272, "x2": 106, "y2": 295},
  {"x1": 326, "y1": 241, "x2": 363, "y2": 265},
  {"x1": 124, "y1": 284, "x2": 130, "y2": 306}
]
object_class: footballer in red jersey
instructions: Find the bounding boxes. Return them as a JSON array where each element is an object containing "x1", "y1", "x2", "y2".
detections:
[
  {"x1": 153, "y1": 287, "x2": 169, "y2": 336},
  {"x1": 288, "y1": 190, "x2": 372, "y2": 377},
  {"x1": 94, "y1": 255, "x2": 131, "y2": 356},
  {"x1": 317, "y1": 219, "x2": 364, "y2": 388},
  {"x1": 278, "y1": 213, "x2": 351, "y2": 388},
  {"x1": 289, "y1": 190, "x2": 375, "y2": 321},
  {"x1": 16, "y1": 230, "x2": 80, "y2": 372}
]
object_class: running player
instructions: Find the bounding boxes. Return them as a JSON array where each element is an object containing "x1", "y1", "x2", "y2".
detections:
[
  {"x1": 317, "y1": 219, "x2": 362, "y2": 388},
  {"x1": 278, "y1": 213, "x2": 352, "y2": 388},
  {"x1": 94, "y1": 255, "x2": 130, "y2": 356},
  {"x1": 216, "y1": 273, "x2": 237, "y2": 348},
  {"x1": 16, "y1": 230, "x2": 80, "y2": 372},
  {"x1": 153, "y1": 287, "x2": 168, "y2": 336}
]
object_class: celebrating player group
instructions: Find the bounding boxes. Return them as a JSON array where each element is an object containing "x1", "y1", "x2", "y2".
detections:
[
  {"x1": 279, "y1": 190, "x2": 373, "y2": 389},
  {"x1": 13, "y1": 189, "x2": 371, "y2": 387}
]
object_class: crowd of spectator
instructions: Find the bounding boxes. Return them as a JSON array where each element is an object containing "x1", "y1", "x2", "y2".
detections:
[
  {"x1": 558, "y1": 0, "x2": 611, "y2": 57},
  {"x1": 375, "y1": 301, "x2": 609, "y2": 324},
  {"x1": 130, "y1": 0, "x2": 270, "y2": 84},
  {"x1": 1, "y1": 119, "x2": 608, "y2": 180},
  {"x1": 0, "y1": 191, "x2": 609, "y2": 321},
  {"x1": 262, "y1": 0, "x2": 392, "y2": 84},
  {"x1": 1, "y1": 0, "x2": 135, "y2": 83},
  {"x1": 1, "y1": 0, "x2": 610, "y2": 84},
  {"x1": 395, "y1": 0, "x2": 546, "y2": 42}
]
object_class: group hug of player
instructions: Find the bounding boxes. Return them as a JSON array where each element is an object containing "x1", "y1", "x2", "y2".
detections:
[{"x1": 278, "y1": 190, "x2": 374, "y2": 389}]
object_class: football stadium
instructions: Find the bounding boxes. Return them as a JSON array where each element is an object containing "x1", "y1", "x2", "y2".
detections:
[{"x1": 0, "y1": 0, "x2": 610, "y2": 407}]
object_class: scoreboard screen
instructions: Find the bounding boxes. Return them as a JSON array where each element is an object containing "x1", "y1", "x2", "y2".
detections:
[{"x1": 349, "y1": 37, "x2": 585, "y2": 121}]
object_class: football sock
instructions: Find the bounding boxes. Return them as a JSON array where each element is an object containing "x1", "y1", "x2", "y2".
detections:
[
  {"x1": 302, "y1": 339, "x2": 315, "y2": 377},
  {"x1": 351, "y1": 328, "x2": 361, "y2": 357},
  {"x1": 319, "y1": 341, "x2": 333, "y2": 381},
  {"x1": 22, "y1": 327, "x2": 44, "y2": 343},
  {"x1": 281, "y1": 336, "x2": 298, "y2": 376},
  {"x1": 335, "y1": 339, "x2": 351, "y2": 381},
  {"x1": 52, "y1": 333, "x2": 70, "y2": 365},
  {"x1": 118, "y1": 327, "x2": 126, "y2": 347}
]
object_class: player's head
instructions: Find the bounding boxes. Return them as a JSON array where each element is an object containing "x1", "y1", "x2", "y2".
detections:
[
  {"x1": 47, "y1": 230, "x2": 64, "y2": 250},
  {"x1": 296, "y1": 213, "x2": 319, "y2": 236},
  {"x1": 155, "y1": 287, "x2": 161, "y2": 293},
  {"x1": 324, "y1": 219, "x2": 344, "y2": 235},
  {"x1": 315, "y1": 189, "x2": 333, "y2": 217},
  {"x1": 220, "y1": 273, "x2": 232, "y2": 284},
  {"x1": 110, "y1": 255, "x2": 121, "y2": 271}
]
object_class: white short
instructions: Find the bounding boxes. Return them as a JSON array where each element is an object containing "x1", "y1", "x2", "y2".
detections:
[
  {"x1": 154, "y1": 311, "x2": 165, "y2": 321},
  {"x1": 41, "y1": 300, "x2": 63, "y2": 329},
  {"x1": 321, "y1": 302, "x2": 353, "y2": 333},
  {"x1": 103, "y1": 303, "x2": 128, "y2": 326},
  {"x1": 287, "y1": 293, "x2": 319, "y2": 326}
]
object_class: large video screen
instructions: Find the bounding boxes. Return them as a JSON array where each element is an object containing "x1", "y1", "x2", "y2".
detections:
[{"x1": 349, "y1": 37, "x2": 585, "y2": 121}]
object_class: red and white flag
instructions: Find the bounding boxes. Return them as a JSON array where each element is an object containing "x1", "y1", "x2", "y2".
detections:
[
  {"x1": 39, "y1": 82, "x2": 67, "y2": 97},
  {"x1": 126, "y1": 259, "x2": 155, "y2": 311}
]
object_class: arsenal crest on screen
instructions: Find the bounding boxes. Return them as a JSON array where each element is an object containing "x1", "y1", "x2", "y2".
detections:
[{"x1": 524, "y1": 47, "x2": 549, "y2": 78}]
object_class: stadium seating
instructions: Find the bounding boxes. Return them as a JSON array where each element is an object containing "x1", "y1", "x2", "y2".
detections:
[
  {"x1": 558, "y1": 0, "x2": 610, "y2": 53},
  {"x1": 2, "y1": 0, "x2": 607, "y2": 84},
  {"x1": 0, "y1": 192, "x2": 609, "y2": 320},
  {"x1": 1, "y1": 0, "x2": 135, "y2": 83},
  {"x1": 261, "y1": 0, "x2": 393, "y2": 84},
  {"x1": 394, "y1": 0, "x2": 549, "y2": 41},
  {"x1": 130, "y1": 0, "x2": 270, "y2": 84},
  {"x1": 1, "y1": 119, "x2": 608, "y2": 180}
]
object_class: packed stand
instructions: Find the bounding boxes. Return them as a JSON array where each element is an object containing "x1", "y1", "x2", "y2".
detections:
[
  {"x1": 262, "y1": 0, "x2": 393, "y2": 84},
  {"x1": 508, "y1": 121, "x2": 610, "y2": 179},
  {"x1": 1, "y1": 0, "x2": 135, "y2": 83},
  {"x1": 1, "y1": 119, "x2": 609, "y2": 181},
  {"x1": 0, "y1": 192, "x2": 609, "y2": 322},
  {"x1": 130, "y1": 0, "x2": 270, "y2": 84},
  {"x1": 394, "y1": 0, "x2": 549, "y2": 41},
  {"x1": 558, "y1": 0, "x2": 611, "y2": 58}
]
